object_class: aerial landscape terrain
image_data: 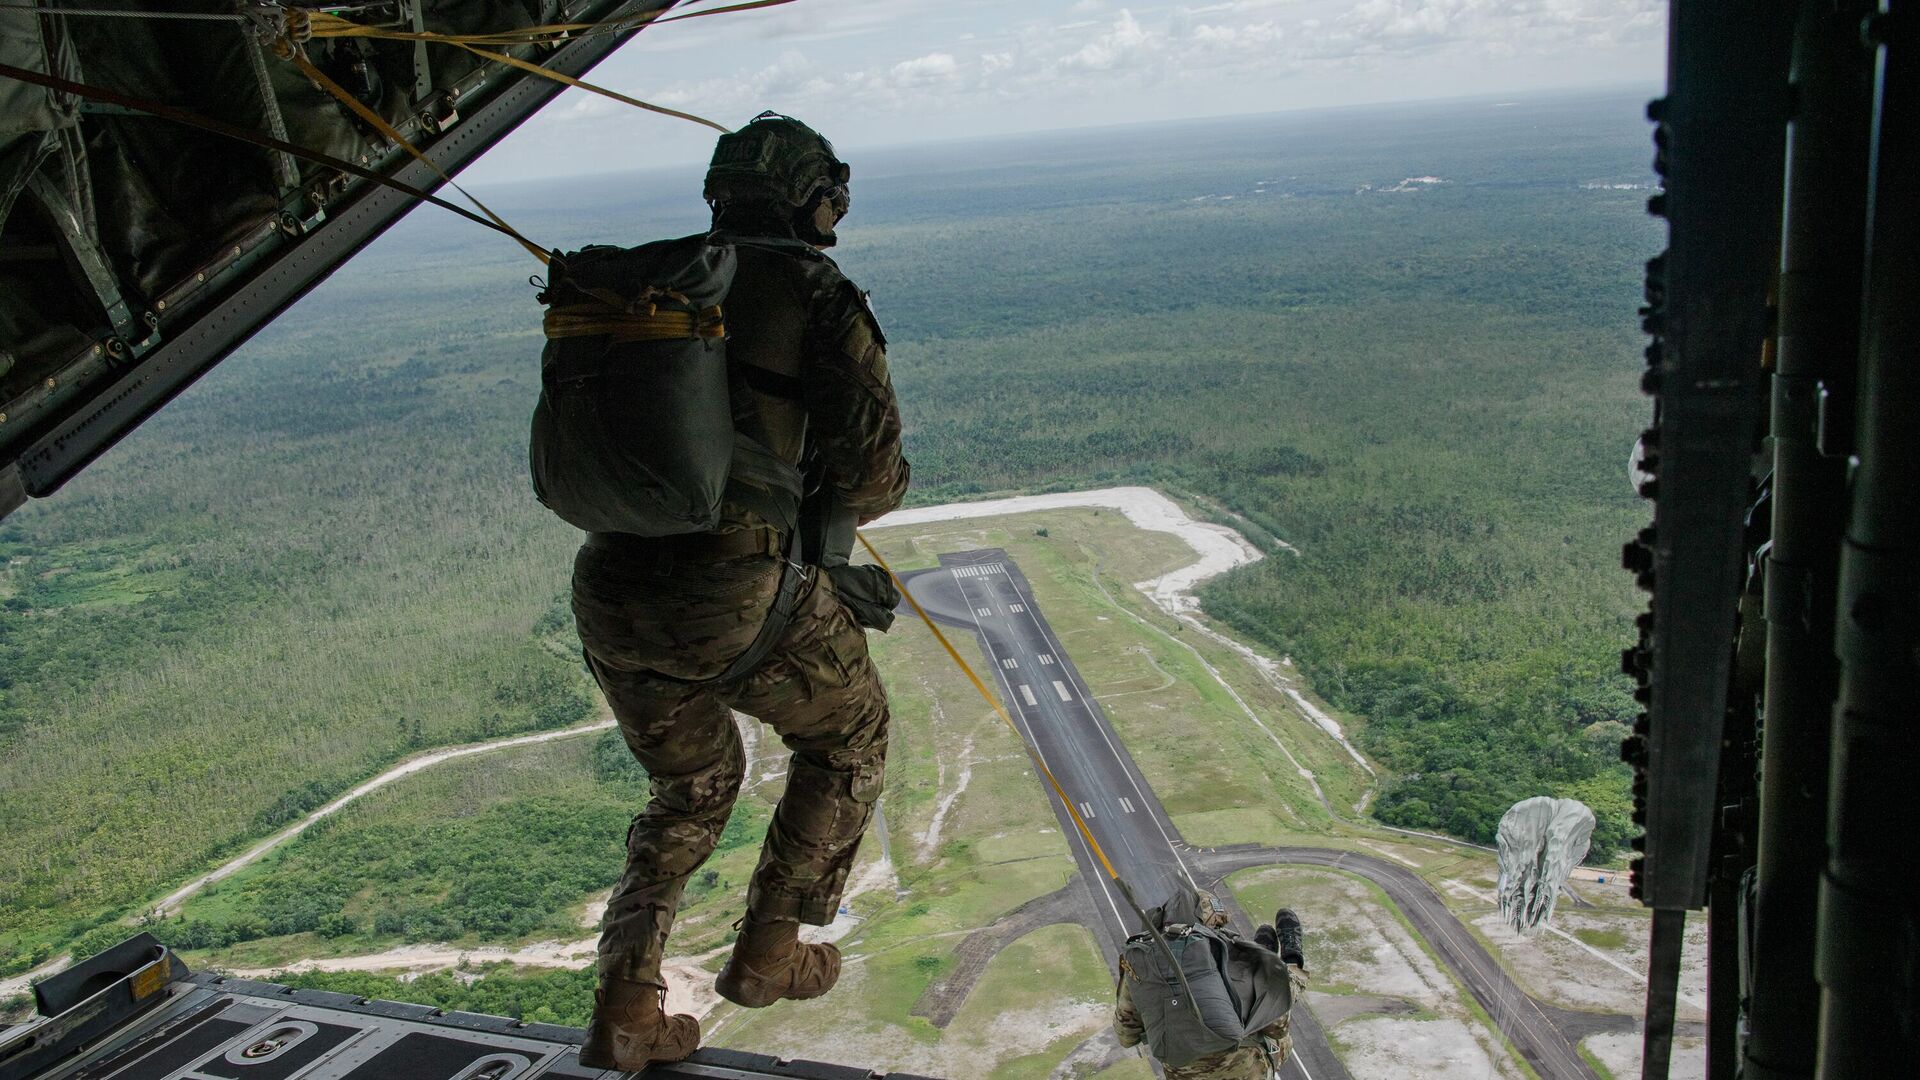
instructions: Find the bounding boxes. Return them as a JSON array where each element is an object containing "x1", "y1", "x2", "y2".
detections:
[{"x1": 0, "y1": 89, "x2": 1685, "y2": 1077}]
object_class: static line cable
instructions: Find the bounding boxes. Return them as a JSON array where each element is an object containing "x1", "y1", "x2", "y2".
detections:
[
  {"x1": 451, "y1": 41, "x2": 730, "y2": 133},
  {"x1": 274, "y1": 38, "x2": 551, "y2": 264},
  {"x1": 0, "y1": 59, "x2": 526, "y2": 245},
  {"x1": 854, "y1": 531, "x2": 1207, "y2": 1015}
]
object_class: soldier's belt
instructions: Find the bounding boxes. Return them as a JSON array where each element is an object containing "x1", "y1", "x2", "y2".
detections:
[
  {"x1": 585, "y1": 527, "x2": 783, "y2": 562},
  {"x1": 543, "y1": 303, "x2": 725, "y2": 343}
]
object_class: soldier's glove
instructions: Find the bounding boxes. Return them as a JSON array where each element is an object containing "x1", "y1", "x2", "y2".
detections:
[{"x1": 827, "y1": 563, "x2": 901, "y2": 632}]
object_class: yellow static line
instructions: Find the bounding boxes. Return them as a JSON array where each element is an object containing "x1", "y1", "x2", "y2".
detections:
[{"x1": 857, "y1": 532, "x2": 1126, "y2": 885}]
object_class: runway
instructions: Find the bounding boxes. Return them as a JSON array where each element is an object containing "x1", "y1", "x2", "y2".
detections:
[
  {"x1": 900, "y1": 550, "x2": 1348, "y2": 1080},
  {"x1": 899, "y1": 549, "x2": 1602, "y2": 1080}
]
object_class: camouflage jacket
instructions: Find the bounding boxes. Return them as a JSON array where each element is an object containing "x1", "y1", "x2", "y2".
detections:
[{"x1": 721, "y1": 239, "x2": 910, "y2": 529}]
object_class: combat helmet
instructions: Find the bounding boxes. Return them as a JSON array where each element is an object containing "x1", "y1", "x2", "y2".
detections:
[{"x1": 704, "y1": 111, "x2": 850, "y2": 210}]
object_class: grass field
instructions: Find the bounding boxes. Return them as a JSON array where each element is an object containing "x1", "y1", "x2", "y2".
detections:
[{"x1": 206, "y1": 503, "x2": 1361, "y2": 1072}]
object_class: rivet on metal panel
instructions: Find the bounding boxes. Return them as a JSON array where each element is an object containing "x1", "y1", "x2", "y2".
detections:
[
  {"x1": 197, "y1": 272, "x2": 207, "y2": 283},
  {"x1": 155, "y1": 299, "x2": 167, "y2": 311},
  {"x1": 44, "y1": 378, "x2": 55, "y2": 389}
]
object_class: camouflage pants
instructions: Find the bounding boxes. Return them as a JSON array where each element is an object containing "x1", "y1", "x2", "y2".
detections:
[{"x1": 571, "y1": 544, "x2": 890, "y2": 986}]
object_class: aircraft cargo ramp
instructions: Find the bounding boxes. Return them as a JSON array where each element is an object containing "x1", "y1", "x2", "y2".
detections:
[{"x1": 0, "y1": 938, "x2": 937, "y2": 1080}]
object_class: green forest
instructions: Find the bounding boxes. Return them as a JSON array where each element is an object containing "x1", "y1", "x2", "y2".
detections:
[{"x1": 1, "y1": 91, "x2": 1657, "y2": 974}]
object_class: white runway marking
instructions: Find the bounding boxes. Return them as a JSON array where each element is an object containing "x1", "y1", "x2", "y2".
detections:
[
  {"x1": 1119, "y1": 797, "x2": 1136, "y2": 814},
  {"x1": 976, "y1": 606, "x2": 993, "y2": 616},
  {"x1": 1001, "y1": 658, "x2": 1019, "y2": 669},
  {"x1": 1009, "y1": 603, "x2": 1026, "y2": 613},
  {"x1": 1079, "y1": 802, "x2": 1096, "y2": 820},
  {"x1": 1020, "y1": 685, "x2": 1038, "y2": 706},
  {"x1": 1054, "y1": 680, "x2": 1073, "y2": 702},
  {"x1": 1038, "y1": 653, "x2": 1055, "y2": 665},
  {"x1": 952, "y1": 563, "x2": 1007, "y2": 578}
]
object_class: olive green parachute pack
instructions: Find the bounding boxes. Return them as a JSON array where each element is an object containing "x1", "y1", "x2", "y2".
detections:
[
  {"x1": 529, "y1": 233, "x2": 808, "y2": 537},
  {"x1": 529, "y1": 113, "x2": 851, "y2": 539},
  {"x1": 1122, "y1": 892, "x2": 1294, "y2": 1068}
]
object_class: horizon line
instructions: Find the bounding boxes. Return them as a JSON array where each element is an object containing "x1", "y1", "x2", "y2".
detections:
[{"x1": 487, "y1": 80, "x2": 1661, "y2": 191}]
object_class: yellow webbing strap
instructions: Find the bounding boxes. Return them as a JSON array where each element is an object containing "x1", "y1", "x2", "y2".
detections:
[
  {"x1": 543, "y1": 304, "x2": 724, "y2": 342},
  {"x1": 855, "y1": 532, "x2": 1123, "y2": 884},
  {"x1": 281, "y1": 43, "x2": 552, "y2": 265},
  {"x1": 452, "y1": 42, "x2": 730, "y2": 135}
]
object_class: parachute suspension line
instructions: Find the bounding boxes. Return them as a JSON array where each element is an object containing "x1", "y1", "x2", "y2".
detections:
[
  {"x1": 854, "y1": 530, "x2": 1209, "y2": 1013},
  {"x1": 276, "y1": 41, "x2": 552, "y2": 265}
]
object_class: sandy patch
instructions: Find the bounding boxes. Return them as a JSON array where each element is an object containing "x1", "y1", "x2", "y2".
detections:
[
  {"x1": 219, "y1": 937, "x2": 729, "y2": 1020},
  {"x1": 918, "y1": 734, "x2": 976, "y2": 860},
  {"x1": 870, "y1": 487, "x2": 1285, "y2": 617},
  {"x1": 0, "y1": 956, "x2": 69, "y2": 1000},
  {"x1": 711, "y1": 960, "x2": 1108, "y2": 1077},
  {"x1": 1358, "y1": 841, "x2": 1421, "y2": 868},
  {"x1": 1335, "y1": 1016, "x2": 1525, "y2": 1080},
  {"x1": 1587, "y1": 1030, "x2": 1707, "y2": 1080},
  {"x1": 1236, "y1": 868, "x2": 1456, "y2": 1006},
  {"x1": 1468, "y1": 906, "x2": 1707, "y2": 1019}
]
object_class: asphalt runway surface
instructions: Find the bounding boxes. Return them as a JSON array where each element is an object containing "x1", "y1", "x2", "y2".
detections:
[
  {"x1": 901, "y1": 550, "x2": 1346, "y2": 1080},
  {"x1": 899, "y1": 549, "x2": 1603, "y2": 1080}
]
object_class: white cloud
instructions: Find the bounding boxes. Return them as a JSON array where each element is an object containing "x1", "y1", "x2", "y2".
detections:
[
  {"x1": 468, "y1": 0, "x2": 1668, "y2": 183},
  {"x1": 890, "y1": 51, "x2": 961, "y2": 84},
  {"x1": 1060, "y1": 9, "x2": 1154, "y2": 70}
]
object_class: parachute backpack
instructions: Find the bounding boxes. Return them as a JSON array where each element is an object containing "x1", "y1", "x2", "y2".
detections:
[
  {"x1": 1120, "y1": 892, "x2": 1295, "y2": 1067},
  {"x1": 528, "y1": 235, "x2": 802, "y2": 536},
  {"x1": 529, "y1": 114, "x2": 849, "y2": 537}
]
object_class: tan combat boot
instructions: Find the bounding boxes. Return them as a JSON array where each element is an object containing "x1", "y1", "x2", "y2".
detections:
[
  {"x1": 714, "y1": 912, "x2": 842, "y2": 1008},
  {"x1": 578, "y1": 978, "x2": 699, "y2": 1071}
]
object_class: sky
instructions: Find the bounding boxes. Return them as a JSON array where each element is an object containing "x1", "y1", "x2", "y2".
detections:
[{"x1": 467, "y1": 0, "x2": 1667, "y2": 184}]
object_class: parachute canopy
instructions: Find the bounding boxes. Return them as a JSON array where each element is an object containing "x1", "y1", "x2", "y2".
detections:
[{"x1": 1495, "y1": 796, "x2": 1595, "y2": 933}]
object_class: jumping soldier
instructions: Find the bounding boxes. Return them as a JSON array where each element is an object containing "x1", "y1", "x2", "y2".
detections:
[
  {"x1": 556, "y1": 114, "x2": 910, "y2": 1071},
  {"x1": 1114, "y1": 895, "x2": 1310, "y2": 1079}
]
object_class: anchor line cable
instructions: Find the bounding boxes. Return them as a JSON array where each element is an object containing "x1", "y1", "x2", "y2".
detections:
[{"x1": 855, "y1": 532, "x2": 1206, "y2": 1012}]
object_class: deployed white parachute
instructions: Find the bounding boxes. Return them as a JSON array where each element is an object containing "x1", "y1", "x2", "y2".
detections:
[{"x1": 1496, "y1": 797, "x2": 1596, "y2": 933}]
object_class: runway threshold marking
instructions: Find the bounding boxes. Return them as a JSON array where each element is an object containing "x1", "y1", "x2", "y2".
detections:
[
  {"x1": 1119, "y1": 797, "x2": 1136, "y2": 814},
  {"x1": 1038, "y1": 653, "x2": 1056, "y2": 665},
  {"x1": 1079, "y1": 802, "x2": 1096, "y2": 820},
  {"x1": 1002, "y1": 658, "x2": 1019, "y2": 669},
  {"x1": 1054, "y1": 680, "x2": 1074, "y2": 702},
  {"x1": 953, "y1": 563, "x2": 1007, "y2": 578},
  {"x1": 976, "y1": 606, "x2": 994, "y2": 616},
  {"x1": 1020, "y1": 685, "x2": 1038, "y2": 706},
  {"x1": 1010, "y1": 603, "x2": 1026, "y2": 613}
]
